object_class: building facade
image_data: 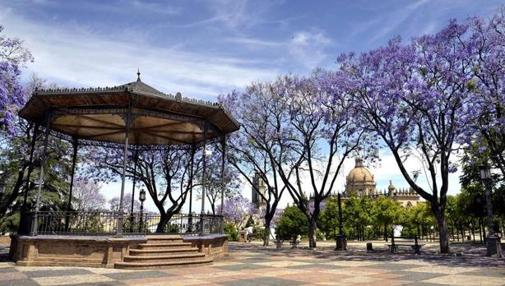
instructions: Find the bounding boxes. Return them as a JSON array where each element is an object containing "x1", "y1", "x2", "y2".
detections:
[
  {"x1": 343, "y1": 158, "x2": 420, "y2": 207},
  {"x1": 251, "y1": 172, "x2": 267, "y2": 210}
]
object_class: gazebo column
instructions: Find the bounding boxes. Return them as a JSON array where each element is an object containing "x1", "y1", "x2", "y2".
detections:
[
  {"x1": 220, "y1": 135, "x2": 226, "y2": 233},
  {"x1": 19, "y1": 123, "x2": 39, "y2": 235},
  {"x1": 200, "y1": 124, "x2": 208, "y2": 236},
  {"x1": 32, "y1": 116, "x2": 52, "y2": 236},
  {"x1": 188, "y1": 144, "x2": 195, "y2": 232},
  {"x1": 117, "y1": 108, "x2": 132, "y2": 236},
  {"x1": 220, "y1": 135, "x2": 226, "y2": 213},
  {"x1": 129, "y1": 148, "x2": 139, "y2": 232},
  {"x1": 64, "y1": 137, "x2": 79, "y2": 231}
]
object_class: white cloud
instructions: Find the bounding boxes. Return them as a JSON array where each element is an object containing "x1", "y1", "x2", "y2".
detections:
[
  {"x1": 0, "y1": 8, "x2": 279, "y2": 99},
  {"x1": 367, "y1": 0, "x2": 431, "y2": 44},
  {"x1": 288, "y1": 30, "x2": 332, "y2": 69}
]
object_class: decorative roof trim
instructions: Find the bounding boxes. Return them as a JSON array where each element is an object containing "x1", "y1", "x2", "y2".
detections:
[{"x1": 34, "y1": 82, "x2": 222, "y2": 109}]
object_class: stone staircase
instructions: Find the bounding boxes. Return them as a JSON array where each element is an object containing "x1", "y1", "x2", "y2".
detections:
[{"x1": 114, "y1": 235, "x2": 213, "y2": 269}]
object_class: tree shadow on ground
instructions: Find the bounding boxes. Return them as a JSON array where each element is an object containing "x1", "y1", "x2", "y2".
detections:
[{"x1": 229, "y1": 242, "x2": 505, "y2": 268}]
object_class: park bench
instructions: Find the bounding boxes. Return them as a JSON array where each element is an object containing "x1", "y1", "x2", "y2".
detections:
[{"x1": 387, "y1": 235, "x2": 424, "y2": 254}]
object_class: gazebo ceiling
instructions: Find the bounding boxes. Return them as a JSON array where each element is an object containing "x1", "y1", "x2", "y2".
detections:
[{"x1": 19, "y1": 78, "x2": 240, "y2": 146}]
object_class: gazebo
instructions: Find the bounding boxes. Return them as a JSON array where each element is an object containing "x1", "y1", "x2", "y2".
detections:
[{"x1": 11, "y1": 73, "x2": 240, "y2": 268}]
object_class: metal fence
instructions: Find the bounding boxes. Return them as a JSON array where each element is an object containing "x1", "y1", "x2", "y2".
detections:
[{"x1": 25, "y1": 211, "x2": 224, "y2": 236}]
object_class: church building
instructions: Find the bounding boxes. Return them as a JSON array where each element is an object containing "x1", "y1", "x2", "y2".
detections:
[{"x1": 343, "y1": 158, "x2": 420, "y2": 207}]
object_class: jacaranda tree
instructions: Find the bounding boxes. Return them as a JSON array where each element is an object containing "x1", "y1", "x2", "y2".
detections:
[
  {"x1": 0, "y1": 25, "x2": 33, "y2": 134},
  {"x1": 467, "y1": 11, "x2": 505, "y2": 178},
  {"x1": 269, "y1": 73, "x2": 369, "y2": 248},
  {"x1": 221, "y1": 194, "x2": 256, "y2": 230},
  {"x1": 88, "y1": 146, "x2": 199, "y2": 233},
  {"x1": 220, "y1": 86, "x2": 292, "y2": 246},
  {"x1": 337, "y1": 20, "x2": 475, "y2": 253}
]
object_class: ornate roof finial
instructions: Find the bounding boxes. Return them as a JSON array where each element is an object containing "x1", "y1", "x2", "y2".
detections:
[
  {"x1": 355, "y1": 157, "x2": 364, "y2": 167},
  {"x1": 137, "y1": 68, "x2": 141, "y2": 81}
]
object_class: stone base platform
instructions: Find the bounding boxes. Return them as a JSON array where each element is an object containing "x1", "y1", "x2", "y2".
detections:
[
  {"x1": 183, "y1": 234, "x2": 229, "y2": 259},
  {"x1": 10, "y1": 234, "x2": 228, "y2": 268}
]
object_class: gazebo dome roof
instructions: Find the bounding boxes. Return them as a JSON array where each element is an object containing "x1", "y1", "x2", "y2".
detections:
[{"x1": 19, "y1": 77, "x2": 240, "y2": 146}]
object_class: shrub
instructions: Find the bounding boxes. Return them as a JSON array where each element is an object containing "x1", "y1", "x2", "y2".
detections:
[
  {"x1": 224, "y1": 223, "x2": 239, "y2": 241},
  {"x1": 253, "y1": 225, "x2": 265, "y2": 240},
  {"x1": 275, "y1": 206, "x2": 308, "y2": 240}
]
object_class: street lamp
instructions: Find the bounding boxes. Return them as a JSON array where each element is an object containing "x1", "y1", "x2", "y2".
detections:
[
  {"x1": 479, "y1": 164, "x2": 502, "y2": 257},
  {"x1": 0, "y1": 170, "x2": 4, "y2": 202},
  {"x1": 139, "y1": 188, "x2": 146, "y2": 232}
]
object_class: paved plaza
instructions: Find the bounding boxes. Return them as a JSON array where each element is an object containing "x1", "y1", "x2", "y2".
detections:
[{"x1": 1, "y1": 242, "x2": 504, "y2": 286}]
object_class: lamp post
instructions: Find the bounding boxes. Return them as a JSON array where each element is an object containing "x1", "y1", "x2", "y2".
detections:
[
  {"x1": 335, "y1": 192, "x2": 346, "y2": 251},
  {"x1": 480, "y1": 164, "x2": 502, "y2": 257},
  {"x1": 0, "y1": 170, "x2": 4, "y2": 203},
  {"x1": 139, "y1": 188, "x2": 146, "y2": 233}
]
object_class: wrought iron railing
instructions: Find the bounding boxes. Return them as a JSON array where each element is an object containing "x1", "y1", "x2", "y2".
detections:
[{"x1": 25, "y1": 211, "x2": 224, "y2": 236}]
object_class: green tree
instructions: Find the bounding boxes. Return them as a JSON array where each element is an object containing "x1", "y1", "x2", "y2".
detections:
[
  {"x1": 342, "y1": 196, "x2": 374, "y2": 240},
  {"x1": 404, "y1": 202, "x2": 434, "y2": 240},
  {"x1": 372, "y1": 197, "x2": 402, "y2": 241},
  {"x1": 318, "y1": 196, "x2": 340, "y2": 239},
  {"x1": 275, "y1": 206, "x2": 308, "y2": 241}
]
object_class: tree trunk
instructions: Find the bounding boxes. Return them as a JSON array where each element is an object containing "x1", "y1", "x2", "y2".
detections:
[
  {"x1": 434, "y1": 210, "x2": 450, "y2": 253},
  {"x1": 0, "y1": 168, "x2": 26, "y2": 217},
  {"x1": 263, "y1": 220, "x2": 271, "y2": 247},
  {"x1": 471, "y1": 221, "x2": 475, "y2": 243},
  {"x1": 384, "y1": 223, "x2": 388, "y2": 242},
  {"x1": 479, "y1": 218, "x2": 486, "y2": 243},
  {"x1": 308, "y1": 217, "x2": 317, "y2": 249},
  {"x1": 478, "y1": 218, "x2": 483, "y2": 244},
  {"x1": 156, "y1": 214, "x2": 171, "y2": 233}
]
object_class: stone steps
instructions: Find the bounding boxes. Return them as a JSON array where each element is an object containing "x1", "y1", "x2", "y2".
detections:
[
  {"x1": 114, "y1": 235, "x2": 212, "y2": 269},
  {"x1": 138, "y1": 242, "x2": 192, "y2": 249},
  {"x1": 129, "y1": 248, "x2": 197, "y2": 256},
  {"x1": 123, "y1": 253, "x2": 206, "y2": 263},
  {"x1": 146, "y1": 236, "x2": 185, "y2": 244}
]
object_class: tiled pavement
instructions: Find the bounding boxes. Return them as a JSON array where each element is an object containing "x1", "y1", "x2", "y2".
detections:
[{"x1": 1, "y1": 243, "x2": 504, "y2": 286}]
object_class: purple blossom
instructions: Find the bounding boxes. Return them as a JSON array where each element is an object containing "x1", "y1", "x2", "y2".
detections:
[
  {"x1": 219, "y1": 195, "x2": 256, "y2": 228},
  {"x1": 0, "y1": 26, "x2": 32, "y2": 135}
]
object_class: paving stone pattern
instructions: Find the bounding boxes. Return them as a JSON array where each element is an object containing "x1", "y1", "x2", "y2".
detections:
[{"x1": 1, "y1": 244, "x2": 504, "y2": 286}]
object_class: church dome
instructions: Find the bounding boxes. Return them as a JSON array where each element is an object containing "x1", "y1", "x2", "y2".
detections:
[
  {"x1": 346, "y1": 158, "x2": 375, "y2": 184},
  {"x1": 345, "y1": 158, "x2": 376, "y2": 196}
]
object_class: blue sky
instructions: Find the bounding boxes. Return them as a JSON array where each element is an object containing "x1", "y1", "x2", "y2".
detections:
[
  {"x1": 1, "y1": 0, "x2": 503, "y2": 100},
  {"x1": 1, "y1": 0, "x2": 503, "y2": 209}
]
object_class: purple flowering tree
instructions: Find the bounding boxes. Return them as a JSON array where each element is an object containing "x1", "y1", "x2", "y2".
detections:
[
  {"x1": 231, "y1": 74, "x2": 370, "y2": 249},
  {"x1": 272, "y1": 73, "x2": 370, "y2": 249},
  {"x1": 467, "y1": 12, "x2": 505, "y2": 177},
  {"x1": 0, "y1": 73, "x2": 80, "y2": 222},
  {"x1": 338, "y1": 20, "x2": 474, "y2": 253},
  {"x1": 0, "y1": 25, "x2": 33, "y2": 135},
  {"x1": 199, "y1": 145, "x2": 240, "y2": 215},
  {"x1": 109, "y1": 192, "x2": 140, "y2": 213},
  {"x1": 220, "y1": 83, "x2": 294, "y2": 246},
  {"x1": 220, "y1": 194, "x2": 256, "y2": 229},
  {"x1": 86, "y1": 146, "x2": 199, "y2": 233},
  {"x1": 72, "y1": 177, "x2": 106, "y2": 211}
]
